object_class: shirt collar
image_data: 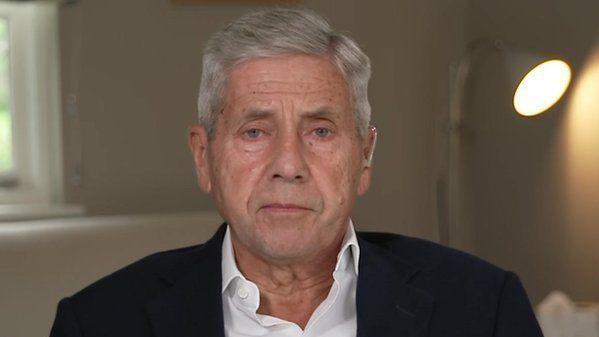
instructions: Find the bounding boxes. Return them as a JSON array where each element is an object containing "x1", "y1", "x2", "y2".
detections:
[
  {"x1": 221, "y1": 225, "x2": 243, "y2": 294},
  {"x1": 221, "y1": 219, "x2": 360, "y2": 294},
  {"x1": 335, "y1": 218, "x2": 360, "y2": 275}
]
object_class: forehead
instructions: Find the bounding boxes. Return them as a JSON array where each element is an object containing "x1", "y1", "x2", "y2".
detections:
[{"x1": 224, "y1": 54, "x2": 349, "y2": 107}]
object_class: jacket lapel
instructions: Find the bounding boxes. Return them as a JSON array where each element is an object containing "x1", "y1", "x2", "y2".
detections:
[
  {"x1": 144, "y1": 225, "x2": 435, "y2": 337},
  {"x1": 356, "y1": 237, "x2": 435, "y2": 337},
  {"x1": 145, "y1": 224, "x2": 227, "y2": 337}
]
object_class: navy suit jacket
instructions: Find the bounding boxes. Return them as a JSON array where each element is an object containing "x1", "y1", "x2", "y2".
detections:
[{"x1": 50, "y1": 224, "x2": 544, "y2": 337}]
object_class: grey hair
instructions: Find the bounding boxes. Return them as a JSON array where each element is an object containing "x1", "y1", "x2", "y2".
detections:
[{"x1": 197, "y1": 8, "x2": 372, "y2": 138}]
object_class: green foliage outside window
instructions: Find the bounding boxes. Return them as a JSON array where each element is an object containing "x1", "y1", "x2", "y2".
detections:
[{"x1": 0, "y1": 19, "x2": 12, "y2": 173}]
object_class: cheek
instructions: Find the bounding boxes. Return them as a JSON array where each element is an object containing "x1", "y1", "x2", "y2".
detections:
[
  {"x1": 214, "y1": 144, "x2": 267, "y2": 202},
  {"x1": 211, "y1": 118, "x2": 268, "y2": 184},
  {"x1": 307, "y1": 145, "x2": 360, "y2": 206}
]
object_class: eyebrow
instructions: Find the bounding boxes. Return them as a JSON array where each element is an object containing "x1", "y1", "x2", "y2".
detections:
[
  {"x1": 237, "y1": 106, "x2": 339, "y2": 125},
  {"x1": 238, "y1": 108, "x2": 276, "y2": 123},
  {"x1": 301, "y1": 108, "x2": 338, "y2": 120}
]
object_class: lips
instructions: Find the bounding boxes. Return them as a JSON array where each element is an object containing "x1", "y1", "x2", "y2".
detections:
[{"x1": 261, "y1": 203, "x2": 312, "y2": 212}]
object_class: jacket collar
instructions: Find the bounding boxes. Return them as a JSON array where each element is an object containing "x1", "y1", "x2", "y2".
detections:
[
  {"x1": 356, "y1": 237, "x2": 435, "y2": 337},
  {"x1": 145, "y1": 224, "x2": 435, "y2": 337},
  {"x1": 145, "y1": 224, "x2": 227, "y2": 337}
]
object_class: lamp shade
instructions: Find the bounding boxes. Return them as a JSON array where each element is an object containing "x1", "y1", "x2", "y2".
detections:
[{"x1": 502, "y1": 47, "x2": 571, "y2": 117}]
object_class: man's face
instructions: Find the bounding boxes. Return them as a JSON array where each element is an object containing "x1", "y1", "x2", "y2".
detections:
[{"x1": 189, "y1": 54, "x2": 375, "y2": 262}]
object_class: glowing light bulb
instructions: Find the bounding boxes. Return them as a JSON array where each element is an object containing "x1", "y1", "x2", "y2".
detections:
[{"x1": 513, "y1": 59, "x2": 572, "y2": 117}]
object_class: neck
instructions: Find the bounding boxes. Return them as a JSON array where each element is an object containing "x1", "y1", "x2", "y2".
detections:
[{"x1": 230, "y1": 230, "x2": 345, "y2": 329}]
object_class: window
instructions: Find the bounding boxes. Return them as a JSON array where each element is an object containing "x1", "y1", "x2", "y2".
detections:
[
  {"x1": 0, "y1": 2, "x2": 82, "y2": 220},
  {"x1": 0, "y1": 17, "x2": 12, "y2": 181}
]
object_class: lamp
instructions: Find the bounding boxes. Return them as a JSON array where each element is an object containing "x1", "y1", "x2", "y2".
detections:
[
  {"x1": 496, "y1": 39, "x2": 572, "y2": 117},
  {"x1": 437, "y1": 39, "x2": 572, "y2": 247},
  {"x1": 512, "y1": 59, "x2": 571, "y2": 116}
]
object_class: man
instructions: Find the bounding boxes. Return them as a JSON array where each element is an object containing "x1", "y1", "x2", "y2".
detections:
[{"x1": 50, "y1": 8, "x2": 544, "y2": 337}]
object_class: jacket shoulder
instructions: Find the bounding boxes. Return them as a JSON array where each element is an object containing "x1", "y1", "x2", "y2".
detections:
[
  {"x1": 51, "y1": 243, "x2": 209, "y2": 336},
  {"x1": 56, "y1": 243, "x2": 211, "y2": 336},
  {"x1": 357, "y1": 232, "x2": 541, "y2": 336},
  {"x1": 357, "y1": 231, "x2": 506, "y2": 279},
  {"x1": 70, "y1": 245, "x2": 202, "y2": 309},
  {"x1": 73, "y1": 243, "x2": 204, "y2": 298}
]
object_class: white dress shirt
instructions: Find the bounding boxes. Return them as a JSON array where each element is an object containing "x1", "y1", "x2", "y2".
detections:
[{"x1": 221, "y1": 220, "x2": 360, "y2": 337}]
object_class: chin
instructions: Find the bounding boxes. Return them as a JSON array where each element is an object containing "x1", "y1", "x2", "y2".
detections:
[
  {"x1": 260, "y1": 243, "x2": 314, "y2": 262},
  {"x1": 255, "y1": 231, "x2": 319, "y2": 262}
]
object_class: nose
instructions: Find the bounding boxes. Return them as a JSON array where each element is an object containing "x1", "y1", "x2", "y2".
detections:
[{"x1": 268, "y1": 131, "x2": 310, "y2": 183}]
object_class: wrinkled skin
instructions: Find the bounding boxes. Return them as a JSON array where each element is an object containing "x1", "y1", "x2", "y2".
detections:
[{"x1": 188, "y1": 54, "x2": 376, "y2": 267}]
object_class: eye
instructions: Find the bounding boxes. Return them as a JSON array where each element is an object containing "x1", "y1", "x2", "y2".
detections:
[
  {"x1": 245, "y1": 128, "x2": 263, "y2": 138},
  {"x1": 313, "y1": 127, "x2": 331, "y2": 138}
]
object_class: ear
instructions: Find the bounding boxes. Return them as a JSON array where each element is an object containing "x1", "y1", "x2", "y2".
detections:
[
  {"x1": 188, "y1": 124, "x2": 212, "y2": 194},
  {"x1": 357, "y1": 125, "x2": 377, "y2": 196}
]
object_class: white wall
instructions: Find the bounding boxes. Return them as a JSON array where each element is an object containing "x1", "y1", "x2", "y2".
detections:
[{"x1": 59, "y1": 0, "x2": 468, "y2": 242}]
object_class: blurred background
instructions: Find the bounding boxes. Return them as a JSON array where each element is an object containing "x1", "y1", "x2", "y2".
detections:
[{"x1": 0, "y1": 0, "x2": 598, "y2": 336}]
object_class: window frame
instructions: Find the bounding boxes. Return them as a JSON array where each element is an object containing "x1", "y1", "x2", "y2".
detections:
[{"x1": 0, "y1": 2, "x2": 66, "y2": 207}]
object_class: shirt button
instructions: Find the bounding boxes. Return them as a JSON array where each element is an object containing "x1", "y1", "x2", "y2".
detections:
[{"x1": 237, "y1": 286, "x2": 250, "y2": 300}]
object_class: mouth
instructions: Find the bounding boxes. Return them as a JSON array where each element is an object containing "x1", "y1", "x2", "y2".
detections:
[{"x1": 261, "y1": 203, "x2": 312, "y2": 213}]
